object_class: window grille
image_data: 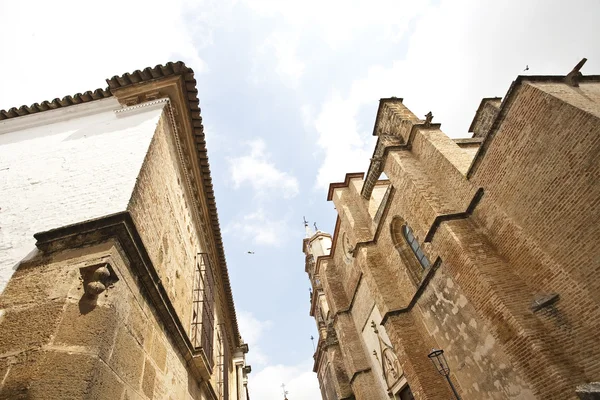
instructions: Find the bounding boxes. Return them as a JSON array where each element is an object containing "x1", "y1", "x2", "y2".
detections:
[
  {"x1": 402, "y1": 225, "x2": 430, "y2": 269},
  {"x1": 216, "y1": 332, "x2": 223, "y2": 398},
  {"x1": 191, "y1": 253, "x2": 215, "y2": 369},
  {"x1": 223, "y1": 330, "x2": 229, "y2": 400}
]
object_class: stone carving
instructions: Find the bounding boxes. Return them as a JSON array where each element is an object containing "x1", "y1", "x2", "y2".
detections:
[
  {"x1": 371, "y1": 320, "x2": 403, "y2": 390},
  {"x1": 80, "y1": 263, "x2": 118, "y2": 300},
  {"x1": 424, "y1": 111, "x2": 433, "y2": 127}
]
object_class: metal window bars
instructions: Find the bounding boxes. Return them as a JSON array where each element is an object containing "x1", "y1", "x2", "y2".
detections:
[{"x1": 191, "y1": 253, "x2": 215, "y2": 369}]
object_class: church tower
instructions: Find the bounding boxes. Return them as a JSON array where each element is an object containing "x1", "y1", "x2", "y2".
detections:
[{"x1": 303, "y1": 219, "x2": 332, "y2": 339}]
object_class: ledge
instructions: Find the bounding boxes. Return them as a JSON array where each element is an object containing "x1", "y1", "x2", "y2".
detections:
[
  {"x1": 327, "y1": 172, "x2": 365, "y2": 201},
  {"x1": 423, "y1": 188, "x2": 484, "y2": 243},
  {"x1": 576, "y1": 382, "x2": 600, "y2": 400},
  {"x1": 381, "y1": 257, "x2": 442, "y2": 325},
  {"x1": 34, "y1": 211, "x2": 214, "y2": 385}
]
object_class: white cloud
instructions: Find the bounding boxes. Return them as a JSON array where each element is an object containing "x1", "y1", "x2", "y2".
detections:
[
  {"x1": 225, "y1": 208, "x2": 289, "y2": 246},
  {"x1": 245, "y1": 0, "x2": 428, "y2": 88},
  {"x1": 313, "y1": 91, "x2": 375, "y2": 189},
  {"x1": 237, "y1": 310, "x2": 320, "y2": 399},
  {"x1": 311, "y1": 0, "x2": 600, "y2": 189},
  {"x1": 0, "y1": 0, "x2": 235, "y2": 111},
  {"x1": 248, "y1": 360, "x2": 321, "y2": 400},
  {"x1": 255, "y1": 33, "x2": 306, "y2": 88},
  {"x1": 242, "y1": 0, "x2": 428, "y2": 49},
  {"x1": 238, "y1": 310, "x2": 272, "y2": 366},
  {"x1": 229, "y1": 139, "x2": 300, "y2": 198}
]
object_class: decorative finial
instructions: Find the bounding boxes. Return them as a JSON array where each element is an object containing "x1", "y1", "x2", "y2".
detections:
[
  {"x1": 424, "y1": 111, "x2": 433, "y2": 127},
  {"x1": 314, "y1": 222, "x2": 318, "y2": 231},
  {"x1": 304, "y1": 216, "x2": 313, "y2": 238},
  {"x1": 310, "y1": 335, "x2": 316, "y2": 352},
  {"x1": 565, "y1": 57, "x2": 587, "y2": 87}
]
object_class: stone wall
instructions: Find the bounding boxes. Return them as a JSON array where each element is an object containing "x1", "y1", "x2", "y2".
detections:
[
  {"x1": 127, "y1": 110, "x2": 200, "y2": 338},
  {"x1": 0, "y1": 241, "x2": 205, "y2": 400}
]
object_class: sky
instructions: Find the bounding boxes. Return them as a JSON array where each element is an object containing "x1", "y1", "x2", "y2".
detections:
[{"x1": 1, "y1": 0, "x2": 600, "y2": 398}]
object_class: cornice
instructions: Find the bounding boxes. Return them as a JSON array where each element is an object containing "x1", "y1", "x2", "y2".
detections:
[
  {"x1": 33, "y1": 211, "x2": 213, "y2": 382},
  {"x1": 380, "y1": 257, "x2": 442, "y2": 325},
  {"x1": 106, "y1": 62, "x2": 241, "y2": 348}
]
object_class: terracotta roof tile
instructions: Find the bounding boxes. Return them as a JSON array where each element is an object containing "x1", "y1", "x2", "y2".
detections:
[{"x1": 0, "y1": 88, "x2": 112, "y2": 121}]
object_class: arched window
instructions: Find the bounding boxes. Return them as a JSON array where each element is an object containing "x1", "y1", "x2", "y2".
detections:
[
  {"x1": 401, "y1": 225, "x2": 430, "y2": 269},
  {"x1": 391, "y1": 216, "x2": 430, "y2": 285}
]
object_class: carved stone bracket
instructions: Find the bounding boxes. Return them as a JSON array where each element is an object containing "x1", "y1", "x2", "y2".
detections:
[{"x1": 79, "y1": 262, "x2": 118, "y2": 300}]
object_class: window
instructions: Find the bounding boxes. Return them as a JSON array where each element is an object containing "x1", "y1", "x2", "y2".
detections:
[
  {"x1": 391, "y1": 216, "x2": 431, "y2": 285},
  {"x1": 402, "y1": 225, "x2": 430, "y2": 269},
  {"x1": 191, "y1": 253, "x2": 215, "y2": 369}
]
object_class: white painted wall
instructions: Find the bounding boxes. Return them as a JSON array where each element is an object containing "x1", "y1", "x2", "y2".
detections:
[{"x1": 0, "y1": 98, "x2": 163, "y2": 292}]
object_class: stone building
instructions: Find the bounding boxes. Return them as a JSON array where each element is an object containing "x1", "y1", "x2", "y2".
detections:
[
  {"x1": 0, "y1": 62, "x2": 251, "y2": 399},
  {"x1": 304, "y1": 61, "x2": 600, "y2": 400}
]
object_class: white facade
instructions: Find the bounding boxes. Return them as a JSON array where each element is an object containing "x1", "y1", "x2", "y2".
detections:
[{"x1": 0, "y1": 98, "x2": 164, "y2": 292}]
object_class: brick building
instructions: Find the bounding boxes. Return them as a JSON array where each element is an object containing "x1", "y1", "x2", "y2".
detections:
[
  {"x1": 304, "y1": 62, "x2": 600, "y2": 399},
  {"x1": 0, "y1": 62, "x2": 251, "y2": 399}
]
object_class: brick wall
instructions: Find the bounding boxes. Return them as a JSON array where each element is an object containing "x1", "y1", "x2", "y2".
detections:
[{"x1": 321, "y1": 79, "x2": 600, "y2": 400}]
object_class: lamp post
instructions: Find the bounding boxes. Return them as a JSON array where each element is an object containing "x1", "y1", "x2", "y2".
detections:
[{"x1": 427, "y1": 348, "x2": 461, "y2": 400}]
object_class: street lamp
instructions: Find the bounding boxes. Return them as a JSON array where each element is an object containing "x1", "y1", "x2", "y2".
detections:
[{"x1": 427, "y1": 348, "x2": 461, "y2": 400}]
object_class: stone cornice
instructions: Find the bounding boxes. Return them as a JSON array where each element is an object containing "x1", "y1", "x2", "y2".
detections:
[
  {"x1": 106, "y1": 62, "x2": 240, "y2": 348},
  {"x1": 33, "y1": 211, "x2": 214, "y2": 384}
]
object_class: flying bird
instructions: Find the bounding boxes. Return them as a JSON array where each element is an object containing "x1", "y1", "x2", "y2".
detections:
[
  {"x1": 247, "y1": 251, "x2": 255, "y2": 254},
  {"x1": 524, "y1": 65, "x2": 529, "y2": 71}
]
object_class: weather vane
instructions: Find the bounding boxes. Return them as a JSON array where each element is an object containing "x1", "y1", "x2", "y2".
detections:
[
  {"x1": 310, "y1": 335, "x2": 316, "y2": 351},
  {"x1": 303, "y1": 216, "x2": 308, "y2": 226},
  {"x1": 314, "y1": 222, "x2": 318, "y2": 231},
  {"x1": 281, "y1": 383, "x2": 289, "y2": 398}
]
